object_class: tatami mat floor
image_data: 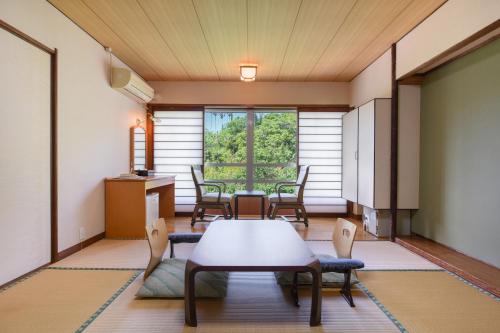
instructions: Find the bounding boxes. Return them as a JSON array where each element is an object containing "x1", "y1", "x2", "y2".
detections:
[{"x1": 1, "y1": 218, "x2": 498, "y2": 333}]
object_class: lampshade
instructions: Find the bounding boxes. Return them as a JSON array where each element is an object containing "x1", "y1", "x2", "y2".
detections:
[{"x1": 240, "y1": 65, "x2": 257, "y2": 82}]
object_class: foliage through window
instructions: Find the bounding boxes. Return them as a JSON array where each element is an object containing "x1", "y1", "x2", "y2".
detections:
[{"x1": 204, "y1": 109, "x2": 297, "y2": 194}]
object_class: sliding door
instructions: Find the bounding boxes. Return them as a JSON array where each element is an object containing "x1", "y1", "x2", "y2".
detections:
[{"x1": 0, "y1": 27, "x2": 52, "y2": 285}]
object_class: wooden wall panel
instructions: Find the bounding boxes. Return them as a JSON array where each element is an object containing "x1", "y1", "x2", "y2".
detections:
[
  {"x1": 83, "y1": 0, "x2": 188, "y2": 80},
  {"x1": 247, "y1": 0, "x2": 302, "y2": 80},
  {"x1": 335, "y1": 0, "x2": 446, "y2": 81},
  {"x1": 49, "y1": 0, "x2": 160, "y2": 80},
  {"x1": 192, "y1": 0, "x2": 247, "y2": 80},
  {"x1": 277, "y1": 0, "x2": 356, "y2": 80},
  {"x1": 48, "y1": 0, "x2": 446, "y2": 81},
  {"x1": 309, "y1": 0, "x2": 412, "y2": 80},
  {"x1": 139, "y1": 0, "x2": 218, "y2": 80}
]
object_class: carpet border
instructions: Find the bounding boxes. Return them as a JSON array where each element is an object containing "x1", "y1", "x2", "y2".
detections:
[
  {"x1": 358, "y1": 269, "x2": 500, "y2": 333},
  {"x1": 48, "y1": 266, "x2": 144, "y2": 271},
  {"x1": 357, "y1": 281, "x2": 409, "y2": 333},
  {"x1": 75, "y1": 270, "x2": 142, "y2": 333}
]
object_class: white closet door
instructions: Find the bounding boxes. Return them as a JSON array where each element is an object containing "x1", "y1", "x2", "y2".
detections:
[
  {"x1": 373, "y1": 99, "x2": 391, "y2": 209},
  {"x1": 341, "y1": 109, "x2": 358, "y2": 202},
  {"x1": 0, "y1": 28, "x2": 51, "y2": 285},
  {"x1": 358, "y1": 101, "x2": 375, "y2": 208}
]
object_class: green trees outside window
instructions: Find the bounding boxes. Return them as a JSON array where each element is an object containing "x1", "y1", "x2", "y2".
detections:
[{"x1": 204, "y1": 110, "x2": 297, "y2": 194}]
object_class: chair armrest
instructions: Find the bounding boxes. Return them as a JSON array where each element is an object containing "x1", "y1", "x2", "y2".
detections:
[
  {"x1": 199, "y1": 183, "x2": 222, "y2": 202},
  {"x1": 277, "y1": 183, "x2": 300, "y2": 201},
  {"x1": 204, "y1": 180, "x2": 227, "y2": 192},
  {"x1": 274, "y1": 181, "x2": 295, "y2": 192}
]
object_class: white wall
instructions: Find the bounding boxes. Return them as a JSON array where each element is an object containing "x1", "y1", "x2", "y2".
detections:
[
  {"x1": 149, "y1": 81, "x2": 350, "y2": 105},
  {"x1": 414, "y1": 39, "x2": 500, "y2": 267},
  {"x1": 349, "y1": 49, "x2": 391, "y2": 107},
  {"x1": 0, "y1": 0, "x2": 144, "y2": 254},
  {"x1": 397, "y1": 0, "x2": 500, "y2": 78},
  {"x1": 0, "y1": 28, "x2": 52, "y2": 285}
]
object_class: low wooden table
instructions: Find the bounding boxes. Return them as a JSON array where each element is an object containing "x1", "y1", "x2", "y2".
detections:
[
  {"x1": 184, "y1": 220, "x2": 322, "y2": 327},
  {"x1": 234, "y1": 190, "x2": 266, "y2": 219}
]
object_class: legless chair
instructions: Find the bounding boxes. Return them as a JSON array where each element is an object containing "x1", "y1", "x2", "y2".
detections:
[
  {"x1": 144, "y1": 218, "x2": 169, "y2": 279},
  {"x1": 292, "y1": 218, "x2": 365, "y2": 307},
  {"x1": 191, "y1": 165, "x2": 233, "y2": 226},
  {"x1": 333, "y1": 218, "x2": 357, "y2": 259},
  {"x1": 145, "y1": 218, "x2": 203, "y2": 279},
  {"x1": 267, "y1": 165, "x2": 310, "y2": 227}
]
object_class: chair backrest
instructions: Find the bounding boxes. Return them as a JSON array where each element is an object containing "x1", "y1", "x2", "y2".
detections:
[
  {"x1": 144, "y1": 218, "x2": 168, "y2": 279},
  {"x1": 191, "y1": 165, "x2": 206, "y2": 201},
  {"x1": 295, "y1": 165, "x2": 310, "y2": 202},
  {"x1": 332, "y1": 218, "x2": 357, "y2": 259}
]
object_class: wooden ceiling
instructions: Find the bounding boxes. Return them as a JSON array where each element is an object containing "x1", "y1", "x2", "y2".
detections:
[{"x1": 49, "y1": 0, "x2": 446, "y2": 82}]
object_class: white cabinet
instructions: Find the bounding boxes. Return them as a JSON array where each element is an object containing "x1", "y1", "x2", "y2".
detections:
[
  {"x1": 342, "y1": 97, "x2": 419, "y2": 210},
  {"x1": 358, "y1": 99, "x2": 391, "y2": 209},
  {"x1": 341, "y1": 109, "x2": 358, "y2": 202}
]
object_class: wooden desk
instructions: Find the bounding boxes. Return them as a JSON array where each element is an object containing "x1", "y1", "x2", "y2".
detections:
[
  {"x1": 105, "y1": 176, "x2": 175, "y2": 238},
  {"x1": 185, "y1": 220, "x2": 322, "y2": 327}
]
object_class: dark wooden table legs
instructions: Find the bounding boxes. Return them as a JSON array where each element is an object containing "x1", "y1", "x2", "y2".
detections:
[
  {"x1": 261, "y1": 196, "x2": 265, "y2": 219},
  {"x1": 184, "y1": 260, "x2": 198, "y2": 326},
  {"x1": 235, "y1": 196, "x2": 239, "y2": 219},
  {"x1": 184, "y1": 261, "x2": 322, "y2": 327},
  {"x1": 308, "y1": 260, "x2": 322, "y2": 326}
]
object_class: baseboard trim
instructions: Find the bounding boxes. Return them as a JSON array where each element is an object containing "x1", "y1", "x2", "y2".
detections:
[
  {"x1": 175, "y1": 212, "x2": 347, "y2": 218},
  {"x1": 175, "y1": 212, "x2": 192, "y2": 217},
  {"x1": 55, "y1": 232, "x2": 105, "y2": 262},
  {"x1": 0, "y1": 262, "x2": 51, "y2": 290},
  {"x1": 396, "y1": 234, "x2": 500, "y2": 297}
]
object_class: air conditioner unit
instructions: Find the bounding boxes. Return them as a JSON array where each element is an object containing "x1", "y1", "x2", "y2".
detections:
[{"x1": 111, "y1": 68, "x2": 154, "y2": 103}]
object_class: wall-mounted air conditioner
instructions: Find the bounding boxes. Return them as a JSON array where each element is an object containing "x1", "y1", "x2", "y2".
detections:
[{"x1": 111, "y1": 68, "x2": 154, "y2": 103}]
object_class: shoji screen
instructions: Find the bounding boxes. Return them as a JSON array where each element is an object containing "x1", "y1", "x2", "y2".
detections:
[
  {"x1": 298, "y1": 111, "x2": 347, "y2": 213},
  {"x1": 0, "y1": 28, "x2": 51, "y2": 285},
  {"x1": 153, "y1": 111, "x2": 203, "y2": 212}
]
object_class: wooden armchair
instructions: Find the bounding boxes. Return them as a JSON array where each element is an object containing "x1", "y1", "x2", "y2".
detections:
[
  {"x1": 267, "y1": 165, "x2": 310, "y2": 227},
  {"x1": 191, "y1": 165, "x2": 233, "y2": 226}
]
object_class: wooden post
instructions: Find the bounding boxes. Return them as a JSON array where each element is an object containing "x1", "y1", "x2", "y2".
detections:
[{"x1": 390, "y1": 44, "x2": 398, "y2": 241}]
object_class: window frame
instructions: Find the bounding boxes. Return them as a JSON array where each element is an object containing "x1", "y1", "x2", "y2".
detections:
[
  {"x1": 203, "y1": 107, "x2": 298, "y2": 191},
  {"x1": 148, "y1": 104, "x2": 351, "y2": 213}
]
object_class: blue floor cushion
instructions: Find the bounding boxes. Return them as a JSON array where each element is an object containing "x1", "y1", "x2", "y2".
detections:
[
  {"x1": 136, "y1": 258, "x2": 229, "y2": 298},
  {"x1": 274, "y1": 254, "x2": 359, "y2": 287}
]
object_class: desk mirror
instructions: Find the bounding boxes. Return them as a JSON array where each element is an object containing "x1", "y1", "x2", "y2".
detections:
[{"x1": 130, "y1": 126, "x2": 146, "y2": 171}]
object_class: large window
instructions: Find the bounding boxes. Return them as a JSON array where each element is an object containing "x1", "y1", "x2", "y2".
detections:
[
  {"x1": 204, "y1": 108, "x2": 297, "y2": 194},
  {"x1": 153, "y1": 107, "x2": 346, "y2": 213}
]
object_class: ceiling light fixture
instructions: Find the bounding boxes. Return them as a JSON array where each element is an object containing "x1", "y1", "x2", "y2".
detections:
[{"x1": 240, "y1": 65, "x2": 257, "y2": 82}]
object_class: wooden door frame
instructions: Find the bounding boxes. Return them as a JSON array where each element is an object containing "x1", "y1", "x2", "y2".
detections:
[{"x1": 0, "y1": 20, "x2": 58, "y2": 263}]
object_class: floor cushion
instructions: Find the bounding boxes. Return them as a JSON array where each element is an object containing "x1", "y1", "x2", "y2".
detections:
[
  {"x1": 136, "y1": 258, "x2": 229, "y2": 298},
  {"x1": 275, "y1": 254, "x2": 359, "y2": 287}
]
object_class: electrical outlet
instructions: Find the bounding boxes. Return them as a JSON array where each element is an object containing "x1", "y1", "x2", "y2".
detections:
[{"x1": 79, "y1": 227, "x2": 85, "y2": 241}]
